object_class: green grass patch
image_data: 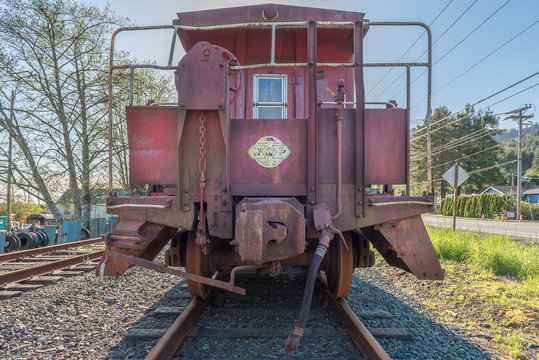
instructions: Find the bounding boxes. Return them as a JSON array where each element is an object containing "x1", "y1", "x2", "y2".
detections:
[{"x1": 426, "y1": 226, "x2": 539, "y2": 295}]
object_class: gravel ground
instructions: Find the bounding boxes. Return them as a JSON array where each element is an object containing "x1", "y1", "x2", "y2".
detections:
[
  {"x1": 351, "y1": 265, "x2": 492, "y2": 360},
  {"x1": 0, "y1": 258, "x2": 179, "y2": 360},
  {"x1": 0, "y1": 255, "x2": 494, "y2": 360}
]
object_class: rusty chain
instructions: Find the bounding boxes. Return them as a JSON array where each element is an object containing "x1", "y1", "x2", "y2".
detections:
[{"x1": 196, "y1": 111, "x2": 209, "y2": 253}]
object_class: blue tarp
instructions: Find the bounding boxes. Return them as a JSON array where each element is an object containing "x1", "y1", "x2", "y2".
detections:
[
  {"x1": 0, "y1": 233, "x2": 5, "y2": 254},
  {"x1": 57, "y1": 220, "x2": 81, "y2": 243}
]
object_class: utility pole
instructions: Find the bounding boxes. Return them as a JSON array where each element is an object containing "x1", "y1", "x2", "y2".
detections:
[
  {"x1": 7, "y1": 91, "x2": 14, "y2": 232},
  {"x1": 452, "y1": 162, "x2": 459, "y2": 231},
  {"x1": 505, "y1": 105, "x2": 534, "y2": 221}
]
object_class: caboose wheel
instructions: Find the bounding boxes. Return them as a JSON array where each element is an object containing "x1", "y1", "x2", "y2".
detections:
[
  {"x1": 325, "y1": 231, "x2": 354, "y2": 299},
  {"x1": 185, "y1": 230, "x2": 214, "y2": 299}
]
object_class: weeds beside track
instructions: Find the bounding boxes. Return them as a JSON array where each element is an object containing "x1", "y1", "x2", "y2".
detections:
[{"x1": 426, "y1": 225, "x2": 539, "y2": 295}]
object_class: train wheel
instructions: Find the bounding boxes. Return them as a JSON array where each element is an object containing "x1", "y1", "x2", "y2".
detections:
[
  {"x1": 325, "y1": 231, "x2": 354, "y2": 299},
  {"x1": 185, "y1": 231, "x2": 214, "y2": 299}
]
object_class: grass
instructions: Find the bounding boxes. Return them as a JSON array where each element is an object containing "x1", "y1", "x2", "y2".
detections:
[
  {"x1": 382, "y1": 226, "x2": 539, "y2": 358},
  {"x1": 426, "y1": 226, "x2": 539, "y2": 295}
]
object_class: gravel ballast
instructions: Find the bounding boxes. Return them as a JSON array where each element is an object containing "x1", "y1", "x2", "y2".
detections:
[{"x1": 0, "y1": 256, "x2": 493, "y2": 359}]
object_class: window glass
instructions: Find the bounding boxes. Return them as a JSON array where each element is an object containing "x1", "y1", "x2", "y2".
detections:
[
  {"x1": 257, "y1": 106, "x2": 283, "y2": 119},
  {"x1": 258, "y1": 78, "x2": 283, "y2": 102}
]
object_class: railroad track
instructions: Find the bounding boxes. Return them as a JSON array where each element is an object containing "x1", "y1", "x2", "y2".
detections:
[
  {"x1": 0, "y1": 237, "x2": 104, "y2": 299},
  {"x1": 124, "y1": 268, "x2": 411, "y2": 359}
]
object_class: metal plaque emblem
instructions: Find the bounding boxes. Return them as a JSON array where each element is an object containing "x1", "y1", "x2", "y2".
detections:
[{"x1": 247, "y1": 136, "x2": 291, "y2": 168}]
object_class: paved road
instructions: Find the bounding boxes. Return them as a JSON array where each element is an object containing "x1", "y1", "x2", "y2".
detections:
[{"x1": 422, "y1": 215, "x2": 539, "y2": 242}]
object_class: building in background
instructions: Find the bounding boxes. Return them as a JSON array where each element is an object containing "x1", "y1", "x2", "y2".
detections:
[
  {"x1": 480, "y1": 185, "x2": 539, "y2": 204},
  {"x1": 57, "y1": 189, "x2": 127, "y2": 219}
]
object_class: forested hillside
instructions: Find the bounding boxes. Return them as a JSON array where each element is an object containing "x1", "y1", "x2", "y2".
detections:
[
  {"x1": 411, "y1": 105, "x2": 539, "y2": 195},
  {"x1": 499, "y1": 129, "x2": 539, "y2": 184}
]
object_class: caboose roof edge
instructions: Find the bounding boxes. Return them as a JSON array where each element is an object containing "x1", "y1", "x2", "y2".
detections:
[{"x1": 173, "y1": 3, "x2": 366, "y2": 27}]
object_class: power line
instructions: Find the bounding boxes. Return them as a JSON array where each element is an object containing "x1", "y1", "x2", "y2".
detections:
[
  {"x1": 427, "y1": 127, "x2": 490, "y2": 154},
  {"x1": 365, "y1": 0, "x2": 455, "y2": 97},
  {"x1": 412, "y1": 20, "x2": 538, "y2": 108},
  {"x1": 411, "y1": 81, "x2": 539, "y2": 142},
  {"x1": 411, "y1": 72, "x2": 538, "y2": 135},
  {"x1": 373, "y1": 0, "x2": 482, "y2": 101},
  {"x1": 431, "y1": 143, "x2": 505, "y2": 169},
  {"x1": 418, "y1": 0, "x2": 480, "y2": 60},
  {"x1": 411, "y1": 127, "x2": 501, "y2": 160},
  {"x1": 468, "y1": 159, "x2": 518, "y2": 175},
  {"x1": 412, "y1": 159, "x2": 517, "y2": 183},
  {"x1": 379, "y1": 0, "x2": 512, "y2": 101},
  {"x1": 412, "y1": 117, "x2": 513, "y2": 160}
]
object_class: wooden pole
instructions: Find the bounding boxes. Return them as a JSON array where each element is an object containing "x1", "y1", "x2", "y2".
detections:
[{"x1": 452, "y1": 162, "x2": 459, "y2": 231}]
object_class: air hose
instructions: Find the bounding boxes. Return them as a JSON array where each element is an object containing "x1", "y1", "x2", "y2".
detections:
[{"x1": 285, "y1": 228, "x2": 333, "y2": 354}]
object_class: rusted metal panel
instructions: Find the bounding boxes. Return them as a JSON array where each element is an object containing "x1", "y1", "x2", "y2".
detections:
[
  {"x1": 230, "y1": 119, "x2": 307, "y2": 196},
  {"x1": 174, "y1": 4, "x2": 365, "y2": 29},
  {"x1": 127, "y1": 106, "x2": 178, "y2": 185},
  {"x1": 233, "y1": 198, "x2": 305, "y2": 264},
  {"x1": 318, "y1": 109, "x2": 356, "y2": 185},
  {"x1": 365, "y1": 108, "x2": 408, "y2": 185},
  {"x1": 106, "y1": 196, "x2": 194, "y2": 231},
  {"x1": 362, "y1": 215, "x2": 443, "y2": 280},
  {"x1": 177, "y1": 42, "x2": 227, "y2": 110}
]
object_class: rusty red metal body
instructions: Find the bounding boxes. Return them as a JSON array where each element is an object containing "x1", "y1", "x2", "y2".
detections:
[{"x1": 101, "y1": 3, "x2": 443, "y2": 287}]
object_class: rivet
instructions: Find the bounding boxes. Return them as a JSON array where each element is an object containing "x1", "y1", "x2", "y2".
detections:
[
  {"x1": 309, "y1": 201, "x2": 315, "y2": 205},
  {"x1": 222, "y1": 200, "x2": 227, "y2": 205},
  {"x1": 309, "y1": 187, "x2": 315, "y2": 192},
  {"x1": 184, "y1": 188, "x2": 189, "y2": 193},
  {"x1": 222, "y1": 187, "x2": 227, "y2": 192}
]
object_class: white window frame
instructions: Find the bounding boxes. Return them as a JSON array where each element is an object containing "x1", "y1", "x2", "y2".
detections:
[{"x1": 253, "y1": 74, "x2": 288, "y2": 119}]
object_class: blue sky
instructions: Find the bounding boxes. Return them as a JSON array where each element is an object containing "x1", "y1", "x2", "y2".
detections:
[{"x1": 91, "y1": 0, "x2": 538, "y2": 129}]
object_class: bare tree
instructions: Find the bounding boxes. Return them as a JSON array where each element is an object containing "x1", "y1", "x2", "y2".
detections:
[{"x1": 0, "y1": 0, "x2": 123, "y2": 225}]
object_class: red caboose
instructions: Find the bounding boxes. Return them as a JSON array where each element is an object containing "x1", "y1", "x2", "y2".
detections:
[{"x1": 100, "y1": 4, "x2": 442, "y2": 347}]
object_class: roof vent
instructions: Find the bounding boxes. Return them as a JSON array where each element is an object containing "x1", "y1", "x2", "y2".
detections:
[{"x1": 262, "y1": 4, "x2": 279, "y2": 22}]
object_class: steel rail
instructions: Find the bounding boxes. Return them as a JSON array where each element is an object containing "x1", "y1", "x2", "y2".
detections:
[
  {"x1": 331, "y1": 297, "x2": 392, "y2": 360},
  {"x1": 0, "y1": 250, "x2": 103, "y2": 286},
  {"x1": 145, "y1": 296, "x2": 207, "y2": 360},
  {"x1": 318, "y1": 273, "x2": 391, "y2": 359},
  {"x1": 0, "y1": 237, "x2": 103, "y2": 263}
]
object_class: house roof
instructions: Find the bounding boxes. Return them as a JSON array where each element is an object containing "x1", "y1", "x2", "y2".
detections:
[
  {"x1": 480, "y1": 185, "x2": 539, "y2": 195},
  {"x1": 481, "y1": 185, "x2": 513, "y2": 195},
  {"x1": 58, "y1": 189, "x2": 126, "y2": 205},
  {"x1": 523, "y1": 185, "x2": 539, "y2": 195}
]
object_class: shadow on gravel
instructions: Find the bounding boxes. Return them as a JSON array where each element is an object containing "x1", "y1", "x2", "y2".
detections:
[
  {"x1": 351, "y1": 271, "x2": 493, "y2": 360},
  {"x1": 103, "y1": 280, "x2": 190, "y2": 360},
  {"x1": 104, "y1": 269, "x2": 493, "y2": 360}
]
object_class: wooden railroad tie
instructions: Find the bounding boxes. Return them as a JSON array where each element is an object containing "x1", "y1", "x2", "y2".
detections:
[
  {"x1": 126, "y1": 326, "x2": 411, "y2": 341},
  {"x1": 129, "y1": 305, "x2": 410, "y2": 341}
]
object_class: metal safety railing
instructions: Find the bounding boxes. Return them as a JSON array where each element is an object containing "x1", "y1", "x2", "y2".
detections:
[{"x1": 108, "y1": 20, "x2": 432, "y2": 194}]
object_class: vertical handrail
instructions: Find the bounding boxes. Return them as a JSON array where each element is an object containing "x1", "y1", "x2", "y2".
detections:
[
  {"x1": 367, "y1": 22, "x2": 432, "y2": 194},
  {"x1": 307, "y1": 20, "x2": 317, "y2": 206}
]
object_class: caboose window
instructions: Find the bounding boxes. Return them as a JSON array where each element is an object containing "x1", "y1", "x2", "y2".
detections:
[{"x1": 253, "y1": 74, "x2": 287, "y2": 119}]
